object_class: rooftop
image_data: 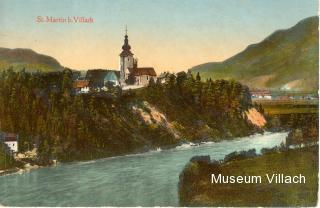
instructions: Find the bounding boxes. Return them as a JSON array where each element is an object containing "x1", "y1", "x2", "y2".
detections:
[{"x1": 129, "y1": 67, "x2": 157, "y2": 76}]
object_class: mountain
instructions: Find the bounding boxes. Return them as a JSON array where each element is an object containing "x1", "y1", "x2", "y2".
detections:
[
  {"x1": 0, "y1": 48, "x2": 63, "y2": 72},
  {"x1": 191, "y1": 16, "x2": 319, "y2": 91}
]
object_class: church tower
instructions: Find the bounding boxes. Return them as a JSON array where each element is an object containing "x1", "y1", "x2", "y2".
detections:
[{"x1": 119, "y1": 27, "x2": 134, "y2": 86}]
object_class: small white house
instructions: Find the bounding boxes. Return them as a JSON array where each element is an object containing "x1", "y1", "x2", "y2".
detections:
[
  {"x1": 73, "y1": 80, "x2": 90, "y2": 94},
  {"x1": 250, "y1": 90, "x2": 272, "y2": 100},
  {"x1": 0, "y1": 132, "x2": 18, "y2": 153},
  {"x1": 5, "y1": 141, "x2": 18, "y2": 153}
]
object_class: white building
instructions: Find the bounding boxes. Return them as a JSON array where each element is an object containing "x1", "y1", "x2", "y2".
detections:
[
  {"x1": 0, "y1": 132, "x2": 18, "y2": 153},
  {"x1": 250, "y1": 89, "x2": 272, "y2": 100}
]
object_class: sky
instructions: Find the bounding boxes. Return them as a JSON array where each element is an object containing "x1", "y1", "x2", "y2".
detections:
[{"x1": 0, "y1": 0, "x2": 318, "y2": 72}]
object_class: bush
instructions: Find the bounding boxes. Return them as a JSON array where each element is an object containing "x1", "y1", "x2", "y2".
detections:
[{"x1": 224, "y1": 148, "x2": 257, "y2": 162}]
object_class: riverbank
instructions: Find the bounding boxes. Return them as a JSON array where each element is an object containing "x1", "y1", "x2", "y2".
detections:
[
  {"x1": 0, "y1": 162, "x2": 43, "y2": 176},
  {"x1": 178, "y1": 145, "x2": 318, "y2": 206},
  {"x1": 0, "y1": 132, "x2": 287, "y2": 206},
  {"x1": 0, "y1": 131, "x2": 283, "y2": 177}
]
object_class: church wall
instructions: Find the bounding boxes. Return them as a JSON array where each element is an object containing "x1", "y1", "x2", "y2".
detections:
[{"x1": 135, "y1": 75, "x2": 157, "y2": 86}]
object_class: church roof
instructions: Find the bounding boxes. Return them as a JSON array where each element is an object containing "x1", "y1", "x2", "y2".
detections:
[
  {"x1": 120, "y1": 34, "x2": 133, "y2": 57},
  {"x1": 129, "y1": 67, "x2": 157, "y2": 76},
  {"x1": 120, "y1": 50, "x2": 133, "y2": 57}
]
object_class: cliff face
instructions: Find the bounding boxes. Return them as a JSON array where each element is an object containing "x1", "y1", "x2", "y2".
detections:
[
  {"x1": 132, "y1": 101, "x2": 180, "y2": 139},
  {"x1": 245, "y1": 108, "x2": 266, "y2": 128}
]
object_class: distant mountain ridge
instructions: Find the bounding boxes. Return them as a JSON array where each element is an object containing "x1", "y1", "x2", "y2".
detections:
[
  {"x1": 191, "y1": 16, "x2": 319, "y2": 91},
  {"x1": 0, "y1": 47, "x2": 63, "y2": 72}
]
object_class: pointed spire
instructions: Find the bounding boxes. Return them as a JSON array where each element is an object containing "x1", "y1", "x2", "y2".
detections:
[{"x1": 120, "y1": 25, "x2": 133, "y2": 57}]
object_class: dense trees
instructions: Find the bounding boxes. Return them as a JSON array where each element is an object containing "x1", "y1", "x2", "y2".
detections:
[
  {"x1": 0, "y1": 69, "x2": 256, "y2": 164},
  {"x1": 140, "y1": 71, "x2": 255, "y2": 140}
]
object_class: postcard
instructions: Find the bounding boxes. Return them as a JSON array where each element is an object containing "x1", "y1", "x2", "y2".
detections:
[{"x1": 0, "y1": 0, "x2": 318, "y2": 207}]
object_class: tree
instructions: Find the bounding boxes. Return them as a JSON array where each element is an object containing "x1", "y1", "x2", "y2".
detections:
[{"x1": 148, "y1": 77, "x2": 156, "y2": 87}]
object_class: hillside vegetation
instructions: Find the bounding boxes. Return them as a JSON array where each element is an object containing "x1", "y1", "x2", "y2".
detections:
[
  {"x1": 0, "y1": 69, "x2": 260, "y2": 165},
  {"x1": 191, "y1": 16, "x2": 319, "y2": 91},
  {"x1": 0, "y1": 48, "x2": 63, "y2": 72},
  {"x1": 179, "y1": 146, "x2": 318, "y2": 206}
]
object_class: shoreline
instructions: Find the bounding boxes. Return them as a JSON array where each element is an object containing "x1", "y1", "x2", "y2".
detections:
[
  {"x1": 0, "y1": 163, "x2": 43, "y2": 177},
  {"x1": 0, "y1": 131, "x2": 284, "y2": 177}
]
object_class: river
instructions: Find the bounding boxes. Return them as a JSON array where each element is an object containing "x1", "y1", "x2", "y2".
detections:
[{"x1": 0, "y1": 132, "x2": 287, "y2": 206}]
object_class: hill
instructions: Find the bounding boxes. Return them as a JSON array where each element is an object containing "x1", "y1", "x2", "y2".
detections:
[
  {"x1": 179, "y1": 146, "x2": 318, "y2": 206},
  {"x1": 191, "y1": 16, "x2": 319, "y2": 91},
  {"x1": 0, "y1": 47, "x2": 63, "y2": 72}
]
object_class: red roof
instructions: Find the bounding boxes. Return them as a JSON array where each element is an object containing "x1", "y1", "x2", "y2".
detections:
[
  {"x1": 3, "y1": 133, "x2": 18, "y2": 142},
  {"x1": 129, "y1": 67, "x2": 157, "y2": 76},
  {"x1": 73, "y1": 80, "x2": 90, "y2": 88}
]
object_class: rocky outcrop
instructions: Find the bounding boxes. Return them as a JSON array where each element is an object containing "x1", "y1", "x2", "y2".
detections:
[
  {"x1": 245, "y1": 108, "x2": 266, "y2": 127},
  {"x1": 132, "y1": 101, "x2": 181, "y2": 138}
]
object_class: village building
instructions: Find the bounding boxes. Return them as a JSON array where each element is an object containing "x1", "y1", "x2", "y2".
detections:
[
  {"x1": 73, "y1": 80, "x2": 90, "y2": 94},
  {"x1": 158, "y1": 72, "x2": 170, "y2": 84},
  {"x1": 0, "y1": 132, "x2": 19, "y2": 153},
  {"x1": 104, "y1": 71, "x2": 120, "y2": 86},
  {"x1": 85, "y1": 69, "x2": 120, "y2": 90},
  {"x1": 250, "y1": 89, "x2": 272, "y2": 100}
]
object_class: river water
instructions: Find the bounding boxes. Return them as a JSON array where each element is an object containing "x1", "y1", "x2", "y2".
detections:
[{"x1": 0, "y1": 132, "x2": 287, "y2": 206}]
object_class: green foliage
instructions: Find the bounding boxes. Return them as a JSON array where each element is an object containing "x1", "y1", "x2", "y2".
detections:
[
  {"x1": 0, "y1": 48, "x2": 63, "y2": 73},
  {"x1": 179, "y1": 146, "x2": 318, "y2": 206},
  {"x1": 0, "y1": 69, "x2": 256, "y2": 163},
  {"x1": 139, "y1": 72, "x2": 255, "y2": 141},
  {"x1": 0, "y1": 143, "x2": 18, "y2": 170}
]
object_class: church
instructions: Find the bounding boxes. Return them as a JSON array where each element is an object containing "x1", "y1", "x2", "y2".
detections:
[
  {"x1": 119, "y1": 30, "x2": 157, "y2": 86},
  {"x1": 73, "y1": 29, "x2": 157, "y2": 93}
]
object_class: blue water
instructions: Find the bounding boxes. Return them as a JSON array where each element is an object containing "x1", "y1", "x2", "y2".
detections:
[{"x1": 0, "y1": 132, "x2": 287, "y2": 206}]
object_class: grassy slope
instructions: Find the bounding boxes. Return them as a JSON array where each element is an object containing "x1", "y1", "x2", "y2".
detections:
[
  {"x1": 179, "y1": 146, "x2": 318, "y2": 206},
  {"x1": 191, "y1": 16, "x2": 319, "y2": 91},
  {"x1": 260, "y1": 103, "x2": 318, "y2": 115},
  {"x1": 0, "y1": 48, "x2": 63, "y2": 72},
  {"x1": 253, "y1": 100, "x2": 319, "y2": 115}
]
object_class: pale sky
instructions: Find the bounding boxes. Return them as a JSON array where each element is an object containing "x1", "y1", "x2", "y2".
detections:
[{"x1": 0, "y1": 0, "x2": 318, "y2": 73}]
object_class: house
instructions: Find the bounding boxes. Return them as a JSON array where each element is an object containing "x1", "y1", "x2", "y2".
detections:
[
  {"x1": 158, "y1": 72, "x2": 170, "y2": 84},
  {"x1": 0, "y1": 132, "x2": 19, "y2": 153},
  {"x1": 86, "y1": 69, "x2": 120, "y2": 90},
  {"x1": 73, "y1": 80, "x2": 90, "y2": 94},
  {"x1": 104, "y1": 71, "x2": 120, "y2": 86},
  {"x1": 250, "y1": 89, "x2": 272, "y2": 100}
]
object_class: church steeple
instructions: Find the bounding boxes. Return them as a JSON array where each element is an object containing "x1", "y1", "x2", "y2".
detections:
[
  {"x1": 120, "y1": 26, "x2": 133, "y2": 56},
  {"x1": 119, "y1": 26, "x2": 134, "y2": 86}
]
